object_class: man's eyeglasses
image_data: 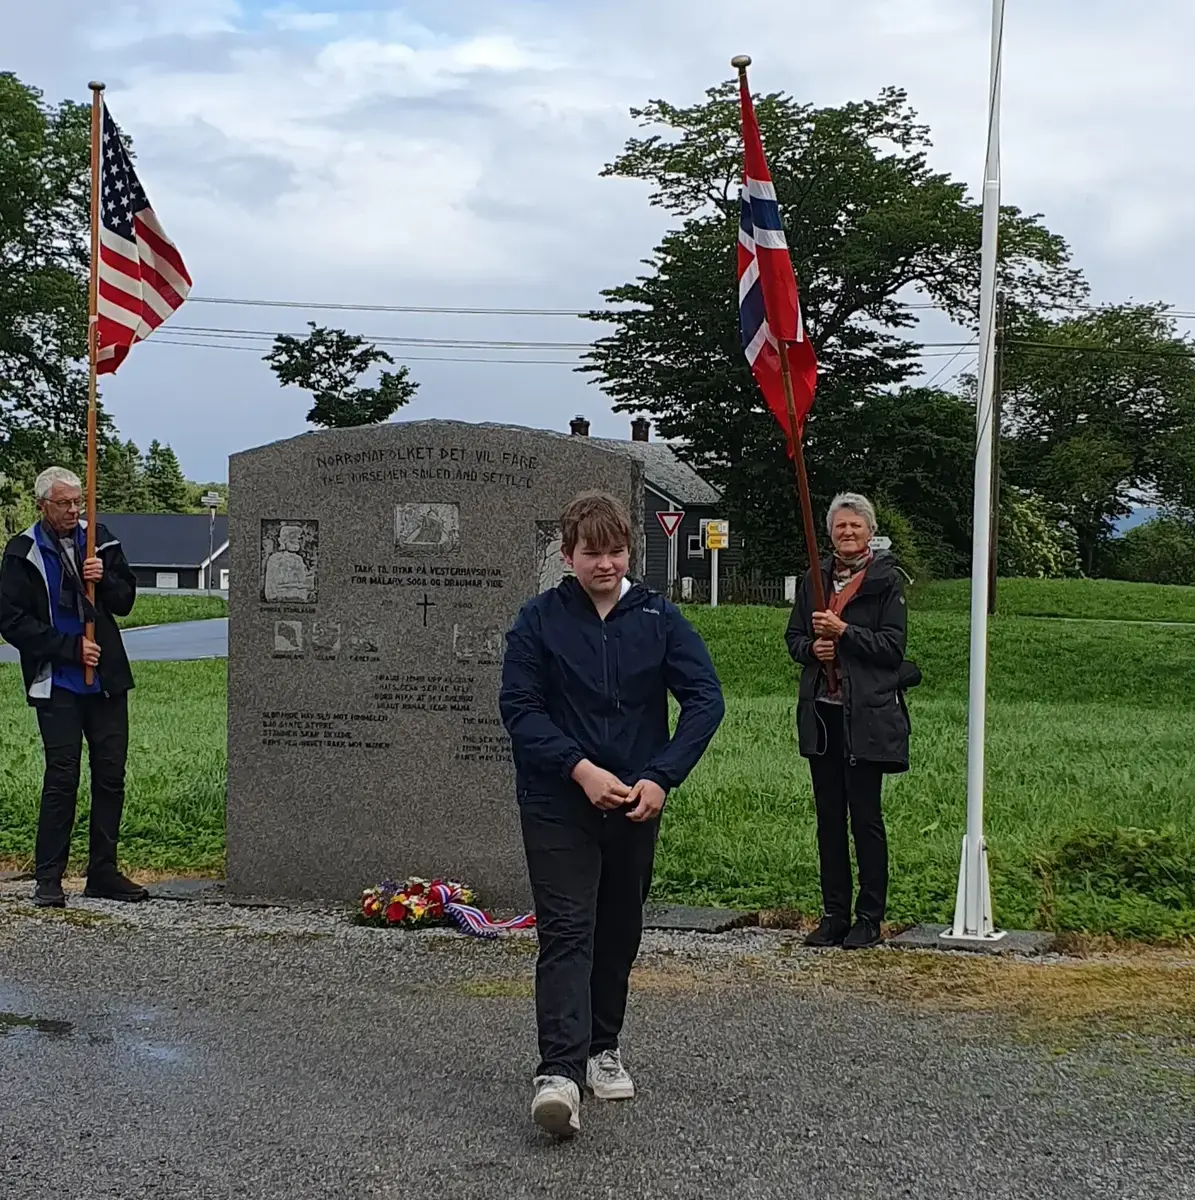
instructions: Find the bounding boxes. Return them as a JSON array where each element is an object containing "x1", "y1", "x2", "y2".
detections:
[{"x1": 45, "y1": 498, "x2": 83, "y2": 512}]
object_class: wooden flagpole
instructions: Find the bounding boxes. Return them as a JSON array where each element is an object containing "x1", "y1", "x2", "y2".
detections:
[
  {"x1": 84, "y1": 80, "x2": 104, "y2": 685},
  {"x1": 732, "y1": 54, "x2": 834, "y2": 684},
  {"x1": 778, "y1": 344, "x2": 835, "y2": 689}
]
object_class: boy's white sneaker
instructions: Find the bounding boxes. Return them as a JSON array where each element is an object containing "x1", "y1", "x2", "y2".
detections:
[
  {"x1": 586, "y1": 1049, "x2": 635, "y2": 1100},
  {"x1": 531, "y1": 1075, "x2": 581, "y2": 1137}
]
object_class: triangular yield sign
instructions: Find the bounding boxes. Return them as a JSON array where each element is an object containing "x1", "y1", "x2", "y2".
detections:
[{"x1": 656, "y1": 510, "x2": 684, "y2": 538}]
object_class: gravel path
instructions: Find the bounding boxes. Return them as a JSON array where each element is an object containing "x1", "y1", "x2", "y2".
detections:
[{"x1": 0, "y1": 885, "x2": 1191, "y2": 1200}]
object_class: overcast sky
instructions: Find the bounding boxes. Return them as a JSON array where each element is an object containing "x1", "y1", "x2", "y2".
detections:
[{"x1": 7, "y1": 0, "x2": 1194, "y2": 481}]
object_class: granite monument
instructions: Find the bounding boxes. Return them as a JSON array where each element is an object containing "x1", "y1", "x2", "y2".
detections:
[{"x1": 227, "y1": 420, "x2": 645, "y2": 905}]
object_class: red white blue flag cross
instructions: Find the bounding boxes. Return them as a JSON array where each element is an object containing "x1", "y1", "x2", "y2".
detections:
[{"x1": 736, "y1": 72, "x2": 818, "y2": 450}]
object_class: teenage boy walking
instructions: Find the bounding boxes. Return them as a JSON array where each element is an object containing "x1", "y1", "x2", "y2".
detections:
[{"x1": 500, "y1": 491, "x2": 725, "y2": 1138}]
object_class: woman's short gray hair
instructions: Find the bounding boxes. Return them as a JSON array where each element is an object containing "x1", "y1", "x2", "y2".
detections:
[
  {"x1": 34, "y1": 466, "x2": 82, "y2": 501},
  {"x1": 826, "y1": 492, "x2": 877, "y2": 536}
]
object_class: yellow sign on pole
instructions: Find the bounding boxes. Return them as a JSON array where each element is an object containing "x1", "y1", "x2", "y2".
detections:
[{"x1": 705, "y1": 519, "x2": 729, "y2": 551}]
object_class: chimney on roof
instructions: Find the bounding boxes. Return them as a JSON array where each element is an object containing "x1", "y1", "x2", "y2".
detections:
[
  {"x1": 631, "y1": 416, "x2": 650, "y2": 442},
  {"x1": 569, "y1": 414, "x2": 590, "y2": 437}
]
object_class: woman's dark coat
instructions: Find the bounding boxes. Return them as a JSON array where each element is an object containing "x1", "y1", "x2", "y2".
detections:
[{"x1": 784, "y1": 553, "x2": 919, "y2": 774}]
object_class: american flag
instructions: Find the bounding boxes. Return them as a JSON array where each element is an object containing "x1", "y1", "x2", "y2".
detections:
[
  {"x1": 737, "y1": 73, "x2": 817, "y2": 450},
  {"x1": 96, "y1": 103, "x2": 191, "y2": 374}
]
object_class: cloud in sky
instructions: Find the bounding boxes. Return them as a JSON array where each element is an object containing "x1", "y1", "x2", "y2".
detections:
[{"x1": 7, "y1": 0, "x2": 1195, "y2": 479}]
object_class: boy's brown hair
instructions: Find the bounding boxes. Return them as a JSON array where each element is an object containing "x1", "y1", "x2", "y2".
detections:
[{"x1": 560, "y1": 491, "x2": 632, "y2": 556}]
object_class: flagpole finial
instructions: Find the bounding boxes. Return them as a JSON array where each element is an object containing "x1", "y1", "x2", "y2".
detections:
[
  {"x1": 88, "y1": 81, "x2": 106, "y2": 92},
  {"x1": 731, "y1": 55, "x2": 752, "y2": 73}
]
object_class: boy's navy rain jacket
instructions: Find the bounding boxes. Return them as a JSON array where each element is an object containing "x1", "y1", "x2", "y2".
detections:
[{"x1": 499, "y1": 577, "x2": 725, "y2": 804}]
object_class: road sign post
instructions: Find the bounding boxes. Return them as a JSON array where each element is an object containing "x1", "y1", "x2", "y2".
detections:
[
  {"x1": 656, "y1": 510, "x2": 685, "y2": 597},
  {"x1": 201, "y1": 491, "x2": 222, "y2": 594},
  {"x1": 705, "y1": 520, "x2": 729, "y2": 608}
]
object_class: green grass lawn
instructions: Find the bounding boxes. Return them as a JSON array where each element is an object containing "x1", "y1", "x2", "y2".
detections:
[
  {"x1": 115, "y1": 594, "x2": 227, "y2": 629},
  {"x1": 0, "y1": 580, "x2": 1191, "y2": 939},
  {"x1": 913, "y1": 576, "x2": 1195, "y2": 624}
]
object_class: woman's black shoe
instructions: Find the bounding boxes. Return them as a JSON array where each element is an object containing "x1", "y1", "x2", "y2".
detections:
[
  {"x1": 843, "y1": 917, "x2": 883, "y2": 950},
  {"x1": 804, "y1": 915, "x2": 851, "y2": 947}
]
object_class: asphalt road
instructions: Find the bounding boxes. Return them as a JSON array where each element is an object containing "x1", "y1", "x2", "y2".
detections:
[
  {"x1": 0, "y1": 617, "x2": 227, "y2": 664},
  {"x1": 0, "y1": 895, "x2": 1191, "y2": 1200}
]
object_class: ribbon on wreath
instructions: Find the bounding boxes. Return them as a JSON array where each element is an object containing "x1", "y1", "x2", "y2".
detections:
[
  {"x1": 431, "y1": 882, "x2": 538, "y2": 940},
  {"x1": 359, "y1": 877, "x2": 536, "y2": 940}
]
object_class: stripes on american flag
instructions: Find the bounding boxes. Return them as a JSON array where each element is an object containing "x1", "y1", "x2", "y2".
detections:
[
  {"x1": 737, "y1": 73, "x2": 817, "y2": 448},
  {"x1": 96, "y1": 103, "x2": 191, "y2": 375}
]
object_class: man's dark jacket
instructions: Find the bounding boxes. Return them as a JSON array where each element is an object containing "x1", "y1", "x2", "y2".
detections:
[
  {"x1": 785, "y1": 552, "x2": 919, "y2": 773},
  {"x1": 500, "y1": 577, "x2": 725, "y2": 803},
  {"x1": 0, "y1": 520, "x2": 137, "y2": 705}
]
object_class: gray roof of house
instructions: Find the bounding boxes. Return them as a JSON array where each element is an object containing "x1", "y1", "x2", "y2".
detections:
[
  {"x1": 99, "y1": 513, "x2": 228, "y2": 568},
  {"x1": 589, "y1": 439, "x2": 721, "y2": 506}
]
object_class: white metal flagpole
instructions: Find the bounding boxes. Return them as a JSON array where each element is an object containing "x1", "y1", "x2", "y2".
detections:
[{"x1": 944, "y1": 0, "x2": 1007, "y2": 944}]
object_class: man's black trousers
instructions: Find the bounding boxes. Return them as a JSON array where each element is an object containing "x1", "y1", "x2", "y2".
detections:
[
  {"x1": 34, "y1": 688, "x2": 129, "y2": 883},
  {"x1": 807, "y1": 701, "x2": 888, "y2": 923},
  {"x1": 520, "y1": 795, "x2": 659, "y2": 1090}
]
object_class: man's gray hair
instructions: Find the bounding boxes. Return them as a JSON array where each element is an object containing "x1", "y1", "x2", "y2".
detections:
[
  {"x1": 826, "y1": 492, "x2": 878, "y2": 536},
  {"x1": 34, "y1": 466, "x2": 83, "y2": 502}
]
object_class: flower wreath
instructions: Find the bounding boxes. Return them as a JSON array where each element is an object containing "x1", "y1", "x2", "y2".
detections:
[{"x1": 358, "y1": 877, "x2": 536, "y2": 940}]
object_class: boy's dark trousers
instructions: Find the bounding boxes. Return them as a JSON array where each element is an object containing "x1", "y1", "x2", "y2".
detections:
[{"x1": 520, "y1": 795, "x2": 659, "y2": 1090}]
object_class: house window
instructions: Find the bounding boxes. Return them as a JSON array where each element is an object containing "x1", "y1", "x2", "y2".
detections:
[
  {"x1": 686, "y1": 535, "x2": 704, "y2": 559},
  {"x1": 219, "y1": 569, "x2": 229, "y2": 590},
  {"x1": 155, "y1": 572, "x2": 179, "y2": 589}
]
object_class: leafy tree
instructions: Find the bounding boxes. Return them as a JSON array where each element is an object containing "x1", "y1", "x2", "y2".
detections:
[
  {"x1": 1104, "y1": 516, "x2": 1195, "y2": 586},
  {"x1": 184, "y1": 480, "x2": 227, "y2": 514},
  {"x1": 143, "y1": 440, "x2": 189, "y2": 513},
  {"x1": 0, "y1": 477, "x2": 37, "y2": 539},
  {"x1": 835, "y1": 387, "x2": 976, "y2": 577},
  {"x1": 96, "y1": 439, "x2": 150, "y2": 513},
  {"x1": 870, "y1": 498, "x2": 928, "y2": 582},
  {"x1": 1001, "y1": 304, "x2": 1195, "y2": 574},
  {"x1": 997, "y1": 486, "x2": 1079, "y2": 578},
  {"x1": 582, "y1": 80, "x2": 1087, "y2": 574},
  {"x1": 264, "y1": 322, "x2": 419, "y2": 429},
  {"x1": 0, "y1": 73, "x2": 96, "y2": 491}
]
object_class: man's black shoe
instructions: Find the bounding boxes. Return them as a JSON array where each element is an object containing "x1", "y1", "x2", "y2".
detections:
[
  {"x1": 32, "y1": 880, "x2": 66, "y2": 908},
  {"x1": 804, "y1": 915, "x2": 851, "y2": 947},
  {"x1": 83, "y1": 872, "x2": 149, "y2": 902},
  {"x1": 843, "y1": 917, "x2": 883, "y2": 950}
]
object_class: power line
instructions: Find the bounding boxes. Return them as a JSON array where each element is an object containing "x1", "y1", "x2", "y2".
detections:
[
  {"x1": 1007, "y1": 337, "x2": 1195, "y2": 360},
  {"x1": 170, "y1": 324, "x2": 593, "y2": 351},
  {"x1": 187, "y1": 293, "x2": 1195, "y2": 322},
  {"x1": 188, "y1": 295, "x2": 592, "y2": 317},
  {"x1": 144, "y1": 335, "x2": 975, "y2": 362},
  {"x1": 920, "y1": 339, "x2": 978, "y2": 388},
  {"x1": 145, "y1": 338, "x2": 584, "y2": 365}
]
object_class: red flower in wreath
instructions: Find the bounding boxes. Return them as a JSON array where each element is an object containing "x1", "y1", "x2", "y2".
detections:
[
  {"x1": 407, "y1": 882, "x2": 426, "y2": 897},
  {"x1": 386, "y1": 900, "x2": 408, "y2": 923}
]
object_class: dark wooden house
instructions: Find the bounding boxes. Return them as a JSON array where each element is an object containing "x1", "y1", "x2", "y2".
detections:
[{"x1": 567, "y1": 415, "x2": 742, "y2": 593}]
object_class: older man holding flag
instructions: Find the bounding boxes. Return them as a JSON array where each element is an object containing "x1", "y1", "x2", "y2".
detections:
[{"x1": 0, "y1": 84, "x2": 189, "y2": 906}]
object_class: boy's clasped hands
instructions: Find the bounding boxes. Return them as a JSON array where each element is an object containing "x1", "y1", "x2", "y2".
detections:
[{"x1": 572, "y1": 760, "x2": 666, "y2": 822}]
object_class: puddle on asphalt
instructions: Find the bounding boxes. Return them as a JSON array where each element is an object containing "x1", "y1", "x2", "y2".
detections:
[
  {"x1": 0, "y1": 1011, "x2": 75, "y2": 1038},
  {"x1": 0, "y1": 1009, "x2": 185, "y2": 1062}
]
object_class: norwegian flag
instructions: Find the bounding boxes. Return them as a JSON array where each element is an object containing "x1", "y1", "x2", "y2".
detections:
[
  {"x1": 737, "y1": 73, "x2": 817, "y2": 450},
  {"x1": 96, "y1": 103, "x2": 191, "y2": 374}
]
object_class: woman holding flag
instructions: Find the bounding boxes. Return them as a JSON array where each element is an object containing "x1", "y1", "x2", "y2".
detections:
[{"x1": 733, "y1": 59, "x2": 919, "y2": 949}]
